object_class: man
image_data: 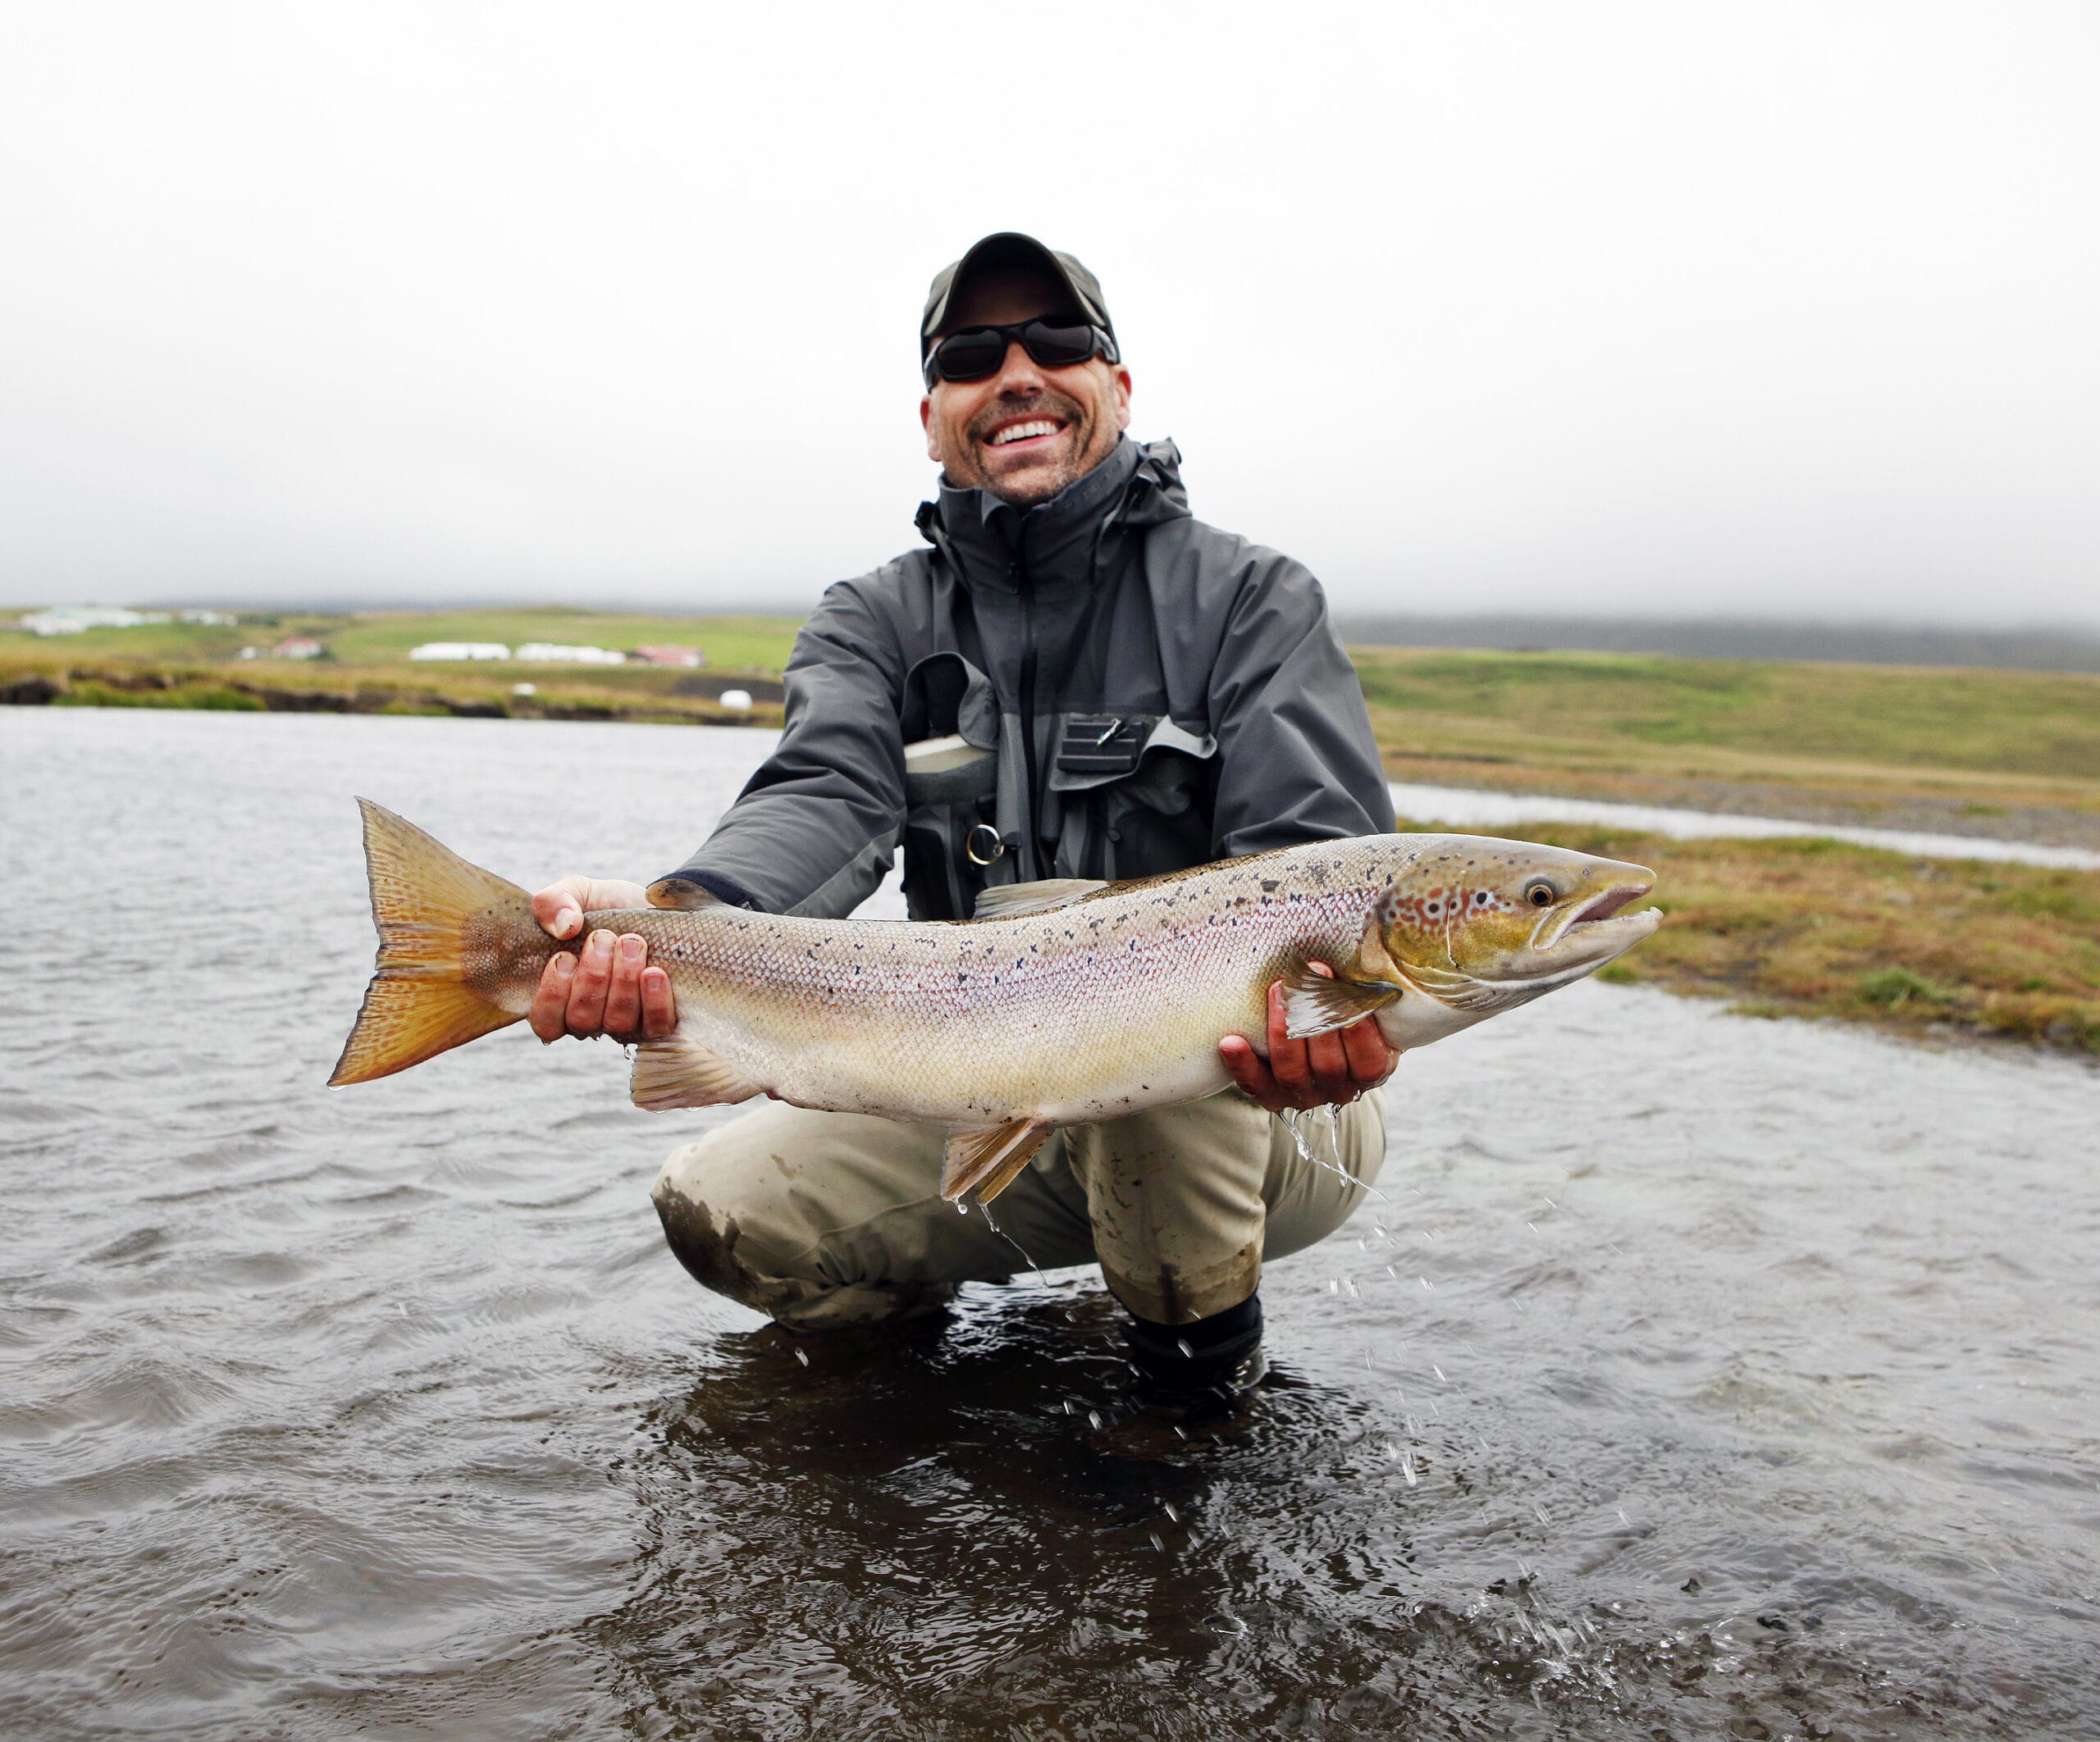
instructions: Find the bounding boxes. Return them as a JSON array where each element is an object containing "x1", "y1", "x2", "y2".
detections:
[{"x1": 530, "y1": 234, "x2": 1398, "y2": 1410}]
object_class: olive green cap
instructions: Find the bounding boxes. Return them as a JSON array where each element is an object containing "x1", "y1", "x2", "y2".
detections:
[{"x1": 920, "y1": 232, "x2": 1116, "y2": 357}]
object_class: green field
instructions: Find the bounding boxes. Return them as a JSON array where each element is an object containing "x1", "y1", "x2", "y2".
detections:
[{"x1": 1, "y1": 608, "x2": 804, "y2": 726}]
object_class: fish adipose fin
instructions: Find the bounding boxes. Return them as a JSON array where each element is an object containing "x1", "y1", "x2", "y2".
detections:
[
  {"x1": 971, "y1": 878, "x2": 1109, "y2": 920},
  {"x1": 941, "y1": 1119, "x2": 1052, "y2": 1203},
  {"x1": 1280, "y1": 964, "x2": 1401, "y2": 1041},
  {"x1": 330, "y1": 800, "x2": 536, "y2": 1086},
  {"x1": 631, "y1": 1033, "x2": 767, "y2": 1110}
]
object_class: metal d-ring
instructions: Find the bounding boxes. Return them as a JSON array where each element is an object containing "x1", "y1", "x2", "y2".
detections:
[{"x1": 966, "y1": 823, "x2": 1007, "y2": 866}]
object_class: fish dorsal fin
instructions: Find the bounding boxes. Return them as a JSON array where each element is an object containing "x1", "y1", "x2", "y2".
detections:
[
  {"x1": 941, "y1": 1119, "x2": 1052, "y2": 1203},
  {"x1": 630, "y1": 1032, "x2": 767, "y2": 1110},
  {"x1": 970, "y1": 878, "x2": 1109, "y2": 920},
  {"x1": 646, "y1": 875, "x2": 726, "y2": 910},
  {"x1": 1279, "y1": 963, "x2": 1403, "y2": 1041}
]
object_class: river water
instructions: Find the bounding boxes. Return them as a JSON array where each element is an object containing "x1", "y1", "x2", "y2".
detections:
[{"x1": 3, "y1": 708, "x2": 2096, "y2": 1740}]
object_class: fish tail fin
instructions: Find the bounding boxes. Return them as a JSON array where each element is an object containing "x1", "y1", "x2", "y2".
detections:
[{"x1": 330, "y1": 799, "x2": 534, "y2": 1086}]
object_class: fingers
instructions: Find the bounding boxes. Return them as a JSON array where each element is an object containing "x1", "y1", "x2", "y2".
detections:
[
  {"x1": 1219, "y1": 1033, "x2": 1273, "y2": 1101},
  {"x1": 531, "y1": 930, "x2": 665, "y2": 1044},
  {"x1": 640, "y1": 966, "x2": 678, "y2": 1039},
  {"x1": 1247, "y1": 970, "x2": 1398, "y2": 1111},
  {"x1": 529, "y1": 951, "x2": 576, "y2": 1042},
  {"x1": 1262, "y1": 981, "x2": 1323, "y2": 1111},
  {"x1": 600, "y1": 934, "x2": 646, "y2": 1037},
  {"x1": 531, "y1": 875, "x2": 651, "y2": 940},
  {"x1": 1340, "y1": 1012, "x2": 1401, "y2": 1088},
  {"x1": 532, "y1": 874, "x2": 596, "y2": 942},
  {"x1": 564, "y1": 930, "x2": 616, "y2": 1036}
]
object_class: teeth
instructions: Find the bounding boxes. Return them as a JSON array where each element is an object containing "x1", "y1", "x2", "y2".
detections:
[{"x1": 989, "y1": 421, "x2": 1059, "y2": 446}]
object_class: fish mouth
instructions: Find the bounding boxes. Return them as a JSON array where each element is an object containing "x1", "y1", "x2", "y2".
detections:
[
  {"x1": 1532, "y1": 874, "x2": 1660, "y2": 956},
  {"x1": 1568, "y1": 883, "x2": 1648, "y2": 928}
]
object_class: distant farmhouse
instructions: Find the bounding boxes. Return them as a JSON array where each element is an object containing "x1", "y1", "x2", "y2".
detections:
[
  {"x1": 404, "y1": 641, "x2": 710, "y2": 668},
  {"x1": 630, "y1": 645, "x2": 706, "y2": 668}
]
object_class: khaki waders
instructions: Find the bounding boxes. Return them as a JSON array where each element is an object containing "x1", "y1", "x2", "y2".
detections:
[{"x1": 652, "y1": 1089, "x2": 1386, "y2": 1331}]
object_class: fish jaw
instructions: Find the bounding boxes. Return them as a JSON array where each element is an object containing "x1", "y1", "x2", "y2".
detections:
[{"x1": 1370, "y1": 838, "x2": 1662, "y2": 1039}]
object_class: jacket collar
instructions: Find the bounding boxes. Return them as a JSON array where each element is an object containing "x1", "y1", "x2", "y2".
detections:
[{"x1": 916, "y1": 437, "x2": 1187, "y2": 592}]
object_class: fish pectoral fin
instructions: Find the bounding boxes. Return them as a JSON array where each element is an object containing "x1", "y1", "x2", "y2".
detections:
[
  {"x1": 970, "y1": 878, "x2": 1109, "y2": 920},
  {"x1": 630, "y1": 1032, "x2": 766, "y2": 1111},
  {"x1": 1280, "y1": 964, "x2": 1402, "y2": 1040},
  {"x1": 941, "y1": 1119, "x2": 1052, "y2": 1204}
]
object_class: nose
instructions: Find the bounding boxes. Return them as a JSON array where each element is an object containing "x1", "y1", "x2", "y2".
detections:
[{"x1": 991, "y1": 336, "x2": 1048, "y2": 395}]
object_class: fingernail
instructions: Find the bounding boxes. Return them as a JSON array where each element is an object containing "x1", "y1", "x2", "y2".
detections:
[
  {"x1": 619, "y1": 934, "x2": 644, "y2": 963},
  {"x1": 590, "y1": 929, "x2": 614, "y2": 959},
  {"x1": 554, "y1": 954, "x2": 575, "y2": 980}
]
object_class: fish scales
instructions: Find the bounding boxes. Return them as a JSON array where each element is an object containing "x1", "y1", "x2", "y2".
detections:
[
  {"x1": 331, "y1": 801, "x2": 1660, "y2": 1201},
  {"x1": 595, "y1": 843, "x2": 1413, "y2": 1127}
]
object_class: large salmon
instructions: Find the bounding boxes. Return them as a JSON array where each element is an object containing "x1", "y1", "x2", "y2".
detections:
[{"x1": 331, "y1": 800, "x2": 1659, "y2": 1202}]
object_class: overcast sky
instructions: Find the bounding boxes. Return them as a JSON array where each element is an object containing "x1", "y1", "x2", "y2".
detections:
[{"x1": 2, "y1": 2, "x2": 2095, "y2": 624}]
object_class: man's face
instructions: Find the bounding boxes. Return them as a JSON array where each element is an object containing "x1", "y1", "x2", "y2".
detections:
[{"x1": 920, "y1": 267, "x2": 1133, "y2": 507}]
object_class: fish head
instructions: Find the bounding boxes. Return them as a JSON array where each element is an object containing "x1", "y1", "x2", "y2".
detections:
[{"x1": 1358, "y1": 837, "x2": 1660, "y2": 1033}]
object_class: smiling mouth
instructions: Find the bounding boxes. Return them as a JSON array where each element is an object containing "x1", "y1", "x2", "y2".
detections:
[{"x1": 985, "y1": 419, "x2": 1063, "y2": 449}]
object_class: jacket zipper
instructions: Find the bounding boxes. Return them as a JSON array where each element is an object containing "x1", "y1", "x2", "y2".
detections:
[{"x1": 1013, "y1": 553, "x2": 1043, "y2": 879}]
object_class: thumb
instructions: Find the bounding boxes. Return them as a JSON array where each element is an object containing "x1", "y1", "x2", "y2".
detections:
[{"x1": 532, "y1": 874, "x2": 596, "y2": 940}]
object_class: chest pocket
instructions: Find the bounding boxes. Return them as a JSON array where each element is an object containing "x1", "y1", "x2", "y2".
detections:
[
  {"x1": 1046, "y1": 713, "x2": 1217, "y2": 881},
  {"x1": 899, "y1": 651, "x2": 1011, "y2": 920}
]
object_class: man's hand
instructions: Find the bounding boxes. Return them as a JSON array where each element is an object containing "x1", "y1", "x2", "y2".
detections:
[
  {"x1": 1219, "y1": 963, "x2": 1399, "y2": 1113},
  {"x1": 527, "y1": 876, "x2": 678, "y2": 1044}
]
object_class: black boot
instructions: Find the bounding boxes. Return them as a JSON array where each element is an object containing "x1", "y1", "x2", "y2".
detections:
[{"x1": 1122, "y1": 1293, "x2": 1267, "y2": 1417}]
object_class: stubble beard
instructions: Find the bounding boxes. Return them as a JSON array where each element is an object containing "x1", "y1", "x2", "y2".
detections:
[{"x1": 953, "y1": 389, "x2": 1110, "y2": 507}]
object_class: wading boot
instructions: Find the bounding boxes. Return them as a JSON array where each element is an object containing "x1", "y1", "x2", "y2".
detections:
[{"x1": 1121, "y1": 1293, "x2": 1268, "y2": 1422}]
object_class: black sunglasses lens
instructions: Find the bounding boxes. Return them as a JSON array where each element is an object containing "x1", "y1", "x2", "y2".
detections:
[
  {"x1": 932, "y1": 330, "x2": 1006, "y2": 382},
  {"x1": 1021, "y1": 321, "x2": 1098, "y2": 367}
]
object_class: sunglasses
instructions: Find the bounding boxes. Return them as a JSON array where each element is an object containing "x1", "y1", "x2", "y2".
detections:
[{"x1": 923, "y1": 318, "x2": 1118, "y2": 387}]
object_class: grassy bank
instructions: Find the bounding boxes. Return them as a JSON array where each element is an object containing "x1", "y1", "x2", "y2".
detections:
[
  {"x1": 1, "y1": 608, "x2": 801, "y2": 727},
  {"x1": 1354, "y1": 646, "x2": 2100, "y2": 845},
  {"x1": 1413, "y1": 818, "x2": 2100, "y2": 1056}
]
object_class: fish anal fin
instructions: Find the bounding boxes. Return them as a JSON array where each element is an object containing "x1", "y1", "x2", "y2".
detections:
[
  {"x1": 631, "y1": 1032, "x2": 767, "y2": 1111},
  {"x1": 941, "y1": 1119, "x2": 1052, "y2": 1203},
  {"x1": 970, "y1": 878, "x2": 1108, "y2": 921},
  {"x1": 1280, "y1": 963, "x2": 1402, "y2": 1041}
]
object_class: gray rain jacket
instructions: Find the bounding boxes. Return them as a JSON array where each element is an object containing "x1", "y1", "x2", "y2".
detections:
[{"x1": 660, "y1": 439, "x2": 1391, "y2": 922}]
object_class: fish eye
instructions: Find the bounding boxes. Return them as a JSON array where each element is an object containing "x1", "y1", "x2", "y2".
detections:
[{"x1": 1525, "y1": 881, "x2": 1554, "y2": 907}]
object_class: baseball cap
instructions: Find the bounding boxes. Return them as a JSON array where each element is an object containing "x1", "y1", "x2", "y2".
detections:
[{"x1": 920, "y1": 232, "x2": 1116, "y2": 358}]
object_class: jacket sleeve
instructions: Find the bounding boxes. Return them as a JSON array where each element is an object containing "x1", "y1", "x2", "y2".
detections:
[
  {"x1": 1205, "y1": 554, "x2": 1393, "y2": 857},
  {"x1": 656, "y1": 580, "x2": 908, "y2": 918}
]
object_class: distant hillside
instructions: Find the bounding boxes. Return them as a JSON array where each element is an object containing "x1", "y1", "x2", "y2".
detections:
[{"x1": 1333, "y1": 615, "x2": 2100, "y2": 674}]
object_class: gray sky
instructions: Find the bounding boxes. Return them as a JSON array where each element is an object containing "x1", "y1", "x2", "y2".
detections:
[{"x1": 3, "y1": 2, "x2": 2096, "y2": 624}]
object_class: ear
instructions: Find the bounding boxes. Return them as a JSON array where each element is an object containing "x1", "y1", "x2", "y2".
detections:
[
  {"x1": 920, "y1": 393, "x2": 942, "y2": 463},
  {"x1": 1111, "y1": 365, "x2": 1132, "y2": 433}
]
